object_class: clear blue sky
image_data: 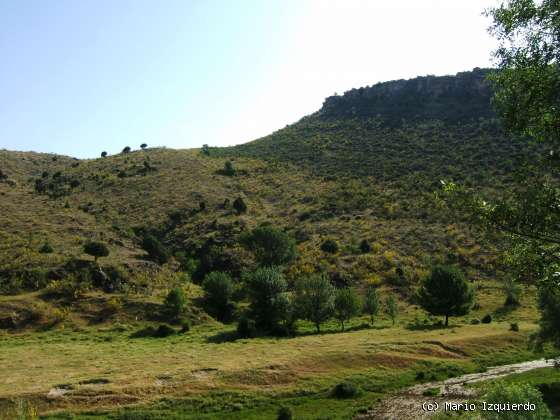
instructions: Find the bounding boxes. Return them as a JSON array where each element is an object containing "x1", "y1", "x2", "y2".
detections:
[{"x1": 0, "y1": 0, "x2": 500, "y2": 158}]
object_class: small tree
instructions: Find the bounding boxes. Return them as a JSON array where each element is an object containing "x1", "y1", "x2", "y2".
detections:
[
  {"x1": 363, "y1": 285, "x2": 380, "y2": 325},
  {"x1": 83, "y1": 241, "x2": 109, "y2": 262},
  {"x1": 247, "y1": 267, "x2": 290, "y2": 334},
  {"x1": 334, "y1": 288, "x2": 361, "y2": 331},
  {"x1": 202, "y1": 271, "x2": 233, "y2": 320},
  {"x1": 418, "y1": 265, "x2": 474, "y2": 327},
  {"x1": 385, "y1": 295, "x2": 398, "y2": 326},
  {"x1": 140, "y1": 143, "x2": 148, "y2": 150},
  {"x1": 201, "y1": 144, "x2": 210, "y2": 156},
  {"x1": 122, "y1": 146, "x2": 131, "y2": 153},
  {"x1": 164, "y1": 287, "x2": 186, "y2": 320},
  {"x1": 321, "y1": 239, "x2": 339, "y2": 254},
  {"x1": 101, "y1": 151, "x2": 108, "y2": 158},
  {"x1": 240, "y1": 225, "x2": 296, "y2": 267},
  {"x1": 503, "y1": 277, "x2": 521, "y2": 307},
  {"x1": 295, "y1": 273, "x2": 335, "y2": 333},
  {"x1": 359, "y1": 239, "x2": 371, "y2": 253},
  {"x1": 233, "y1": 197, "x2": 247, "y2": 214},
  {"x1": 223, "y1": 160, "x2": 235, "y2": 176},
  {"x1": 141, "y1": 234, "x2": 170, "y2": 264}
]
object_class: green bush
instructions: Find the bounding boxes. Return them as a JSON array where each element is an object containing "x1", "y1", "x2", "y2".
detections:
[
  {"x1": 39, "y1": 242, "x2": 54, "y2": 254},
  {"x1": 277, "y1": 406, "x2": 293, "y2": 420},
  {"x1": 237, "y1": 314, "x2": 257, "y2": 338},
  {"x1": 295, "y1": 273, "x2": 335, "y2": 333},
  {"x1": 141, "y1": 234, "x2": 170, "y2": 264},
  {"x1": 321, "y1": 239, "x2": 339, "y2": 254},
  {"x1": 334, "y1": 288, "x2": 361, "y2": 331},
  {"x1": 164, "y1": 288, "x2": 186, "y2": 320},
  {"x1": 359, "y1": 239, "x2": 371, "y2": 253},
  {"x1": 482, "y1": 314, "x2": 492, "y2": 324},
  {"x1": 83, "y1": 241, "x2": 109, "y2": 262},
  {"x1": 330, "y1": 381, "x2": 361, "y2": 399},
  {"x1": 510, "y1": 322, "x2": 519, "y2": 332},
  {"x1": 202, "y1": 271, "x2": 234, "y2": 320},
  {"x1": 240, "y1": 225, "x2": 297, "y2": 267},
  {"x1": 482, "y1": 382, "x2": 552, "y2": 419},
  {"x1": 233, "y1": 197, "x2": 247, "y2": 214}
]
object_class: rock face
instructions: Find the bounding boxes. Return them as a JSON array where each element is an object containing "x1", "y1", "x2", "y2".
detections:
[{"x1": 319, "y1": 68, "x2": 493, "y2": 124}]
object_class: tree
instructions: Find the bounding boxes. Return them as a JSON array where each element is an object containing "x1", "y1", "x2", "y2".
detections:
[
  {"x1": 140, "y1": 143, "x2": 147, "y2": 150},
  {"x1": 363, "y1": 285, "x2": 380, "y2": 325},
  {"x1": 233, "y1": 197, "x2": 247, "y2": 214},
  {"x1": 83, "y1": 241, "x2": 109, "y2": 262},
  {"x1": 240, "y1": 226, "x2": 297, "y2": 267},
  {"x1": 122, "y1": 146, "x2": 131, "y2": 153},
  {"x1": 201, "y1": 144, "x2": 210, "y2": 156},
  {"x1": 334, "y1": 288, "x2": 361, "y2": 331},
  {"x1": 202, "y1": 271, "x2": 233, "y2": 320},
  {"x1": 295, "y1": 273, "x2": 335, "y2": 333},
  {"x1": 164, "y1": 287, "x2": 186, "y2": 320},
  {"x1": 385, "y1": 295, "x2": 398, "y2": 326},
  {"x1": 321, "y1": 239, "x2": 338, "y2": 254},
  {"x1": 223, "y1": 160, "x2": 235, "y2": 176},
  {"x1": 359, "y1": 239, "x2": 371, "y2": 253},
  {"x1": 418, "y1": 265, "x2": 474, "y2": 327},
  {"x1": 141, "y1": 233, "x2": 170, "y2": 264},
  {"x1": 101, "y1": 151, "x2": 108, "y2": 158},
  {"x1": 247, "y1": 267, "x2": 291, "y2": 334}
]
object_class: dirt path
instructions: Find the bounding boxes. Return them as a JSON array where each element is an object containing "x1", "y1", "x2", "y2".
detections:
[{"x1": 357, "y1": 358, "x2": 559, "y2": 419}]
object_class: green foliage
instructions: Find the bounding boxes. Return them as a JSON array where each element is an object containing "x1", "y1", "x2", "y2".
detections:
[
  {"x1": 202, "y1": 271, "x2": 233, "y2": 321},
  {"x1": 503, "y1": 277, "x2": 521, "y2": 307},
  {"x1": 221, "y1": 160, "x2": 235, "y2": 176},
  {"x1": 295, "y1": 273, "x2": 335, "y2": 333},
  {"x1": 140, "y1": 143, "x2": 148, "y2": 150},
  {"x1": 141, "y1": 234, "x2": 170, "y2": 265},
  {"x1": 164, "y1": 288, "x2": 186, "y2": 320},
  {"x1": 385, "y1": 295, "x2": 398, "y2": 326},
  {"x1": 277, "y1": 406, "x2": 293, "y2": 420},
  {"x1": 101, "y1": 151, "x2": 107, "y2": 158},
  {"x1": 39, "y1": 242, "x2": 54, "y2": 254},
  {"x1": 359, "y1": 239, "x2": 371, "y2": 253},
  {"x1": 122, "y1": 146, "x2": 131, "y2": 154},
  {"x1": 417, "y1": 265, "x2": 474, "y2": 327},
  {"x1": 330, "y1": 381, "x2": 361, "y2": 399},
  {"x1": 233, "y1": 197, "x2": 247, "y2": 214},
  {"x1": 363, "y1": 285, "x2": 380, "y2": 325},
  {"x1": 246, "y1": 267, "x2": 291, "y2": 334},
  {"x1": 510, "y1": 322, "x2": 519, "y2": 332},
  {"x1": 482, "y1": 314, "x2": 493, "y2": 324},
  {"x1": 481, "y1": 382, "x2": 553, "y2": 420},
  {"x1": 333, "y1": 288, "x2": 361, "y2": 331},
  {"x1": 83, "y1": 241, "x2": 109, "y2": 262},
  {"x1": 536, "y1": 285, "x2": 560, "y2": 349},
  {"x1": 201, "y1": 144, "x2": 210, "y2": 156},
  {"x1": 240, "y1": 226, "x2": 297, "y2": 267},
  {"x1": 237, "y1": 314, "x2": 257, "y2": 338},
  {"x1": 321, "y1": 239, "x2": 339, "y2": 254}
]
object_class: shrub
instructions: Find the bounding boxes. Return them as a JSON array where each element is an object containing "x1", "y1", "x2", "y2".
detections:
[
  {"x1": 277, "y1": 407, "x2": 293, "y2": 420},
  {"x1": 233, "y1": 197, "x2": 247, "y2": 214},
  {"x1": 295, "y1": 273, "x2": 335, "y2": 333},
  {"x1": 180, "y1": 320, "x2": 191, "y2": 333},
  {"x1": 240, "y1": 226, "x2": 297, "y2": 267},
  {"x1": 482, "y1": 382, "x2": 552, "y2": 419},
  {"x1": 154, "y1": 324, "x2": 176, "y2": 337},
  {"x1": 359, "y1": 239, "x2": 371, "y2": 253},
  {"x1": 83, "y1": 241, "x2": 109, "y2": 262},
  {"x1": 510, "y1": 322, "x2": 519, "y2": 332},
  {"x1": 39, "y1": 242, "x2": 54, "y2": 254},
  {"x1": 321, "y1": 239, "x2": 339, "y2": 254},
  {"x1": 385, "y1": 295, "x2": 398, "y2": 326},
  {"x1": 222, "y1": 160, "x2": 235, "y2": 176},
  {"x1": 202, "y1": 271, "x2": 233, "y2": 320},
  {"x1": 334, "y1": 288, "x2": 361, "y2": 331},
  {"x1": 140, "y1": 143, "x2": 147, "y2": 150},
  {"x1": 141, "y1": 234, "x2": 170, "y2": 264},
  {"x1": 122, "y1": 146, "x2": 131, "y2": 153},
  {"x1": 503, "y1": 277, "x2": 521, "y2": 306},
  {"x1": 330, "y1": 381, "x2": 360, "y2": 399},
  {"x1": 237, "y1": 314, "x2": 257, "y2": 338},
  {"x1": 201, "y1": 144, "x2": 210, "y2": 156},
  {"x1": 422, "y1": 387, "x2": 440, "y2": 397},
  {"x1": 471, "y1": 318, "x2": 481, "y2": 325},
  {"x1": 164, "y1": 288, "x2": 186, "y2": 320},
  {"x1": 101, "y1": 151, "x2": 107, "y2": 158},
  {"x1": 417, "y1": 265, "x2": 474, "y2": 327},
  {"x1": 482, "y1": 314, "x2": 492, "y2": 324}
]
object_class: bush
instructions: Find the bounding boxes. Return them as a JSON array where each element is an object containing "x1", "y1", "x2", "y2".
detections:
[
  {"x1": 482, "y1": 314, "x2": 492, "y2": 324},
  {"x1": 233, "y1": 197, "x2": 247, "y2": 214},
  {"x1": 101, "y1": 151, "x2": 108, "y2": 158},
  {"x1": 122, "y1": 146, "x2": 131, "y2": 153},
  {"x1": 482, "y1": 382, "x2": 552, "y2": 419},
  {"x1": 141, "y1": 234, "x2": 170, "y2": 264},
  {"x1": 277, "y1": 406, "x2": 293, "y2": 420},
  {"x1": 202, "y1": 271, "x2": 233, "y2": 320},
  {"x1": 321, "y1": 239, "x2": 339, "y2": 254},
  {"x1": 471, "y1": 318, "x2": 481, "y2": 325},
  {"x1": 164, "y1": 288, "x2": 186, "y2": 320},
  {"x1": 359, "y1": 239, "x2": 371, "y2": 253},
  {"x1": 330, "y1": 381, "x2": 361, "y2": 399},
  {"x1": 180, "y1": 320, "x2": 191, "y2": 333},
  {"x1": 237, "y1": 314, "x2": 257, "y2": 338},
  {"x1": 510, "y1": 322, "x2": 519, "y2": 332},
  {"x1": 39, "y1": 242, "x2": 54, "y2": 254}
]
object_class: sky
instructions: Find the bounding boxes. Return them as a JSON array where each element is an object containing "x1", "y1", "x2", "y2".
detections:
[{"x1": 0, "y1": 0, "x2": 501, "y2": 158}]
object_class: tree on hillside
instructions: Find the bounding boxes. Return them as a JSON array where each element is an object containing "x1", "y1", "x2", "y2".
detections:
[
  {"x1": 164, "y1": 287, "x2": 186, "y2": 320},
  {"x1": 202, "y1": 271, "x2": 234, "y2": 321},
  {"x1": 141, "y1": 233, "x2": 170, "y2": 264},
  {"x1": 122, "y1": 146, "x2": 131, "y2": 154},
  {"x1": 295, "y1": 273, "x2": 335, "y2": 333},
  {"x1": 247, "y1": 267, "x2": 291, "y2": 334},
  {"x1": 441, "y1": 1, "x2": 560, "y2": 347},
  {"x1": 418, "y1": 265, "x2": 473, "y2": 327},
  {"x1": 83, "y1": 241, "x2": 109, "y2": 262},
  {"x1": 363, "y1": 285, "x2": 380, "y2": 325},
  {"x1": 223, "y1": 160, "x2": 235, "y2": 176},
  {"x1": 334, "y1": 288, "x2": 361, "y2": 331},
  {"x1": 240, "y1": 225, "x2": 297, "y2": 267},
  {"x1": 233, "y1": 197, "x2": 247, "y2": 214},
  {"x1": 201, "y1": 144, "x2": 210, "y2": 156},
  {"x1": 101, "y1": 151, "x2": 108, "y2": 158},
  {"x1": 140, "y1": 143, "x2": 148, "y2": 150},
  {"x1": 385, "y1": 295, "x2": 398, "y2": 326}
]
